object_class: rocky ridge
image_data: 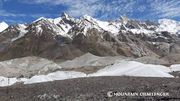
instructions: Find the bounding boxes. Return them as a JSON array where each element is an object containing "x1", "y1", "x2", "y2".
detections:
[{"x1": 0, "y1": 12, "x2": 180, "y2": 61}]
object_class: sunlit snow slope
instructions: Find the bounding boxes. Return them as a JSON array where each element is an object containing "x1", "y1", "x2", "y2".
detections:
[{"x1": 0, "y1": 22, "x2": 8, "y2": 32}]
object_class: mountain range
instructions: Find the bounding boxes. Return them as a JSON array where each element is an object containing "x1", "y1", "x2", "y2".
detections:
[{"x1": 0, "y1": 12, "x2": 180, "y2": 62}]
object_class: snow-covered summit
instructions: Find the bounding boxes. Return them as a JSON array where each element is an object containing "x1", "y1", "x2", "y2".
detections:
[
  {"x1": 61, "y1": 12, "x2": 69, "y2": 18},
  {"x1": 81, "y1": 14, "x2": 95, "y2": 21},
  {"x1": 156, "y1": 19, "x2": 180, "y2": 34},
  {"x1": 33, "y1": 17, "x2": 48, "y2": 23},
  {"x1": 52, "y1": 12, "x2": 79, "y2": 37},
  {"x1": 0, "y1": 21, "x2": 8, "y2": 32},
  {"x1": 60, "y1": 12, "x2": 77, "y2": 21},
  {"x1": 3, "y1": 12, "x2": 180, "y2": 40},
  {"x1": 119, "y1": 15, "x2": 130, "y2": 24},
  {"x1": 24, "y1": 13, "x2": 180, "y2": 37}
]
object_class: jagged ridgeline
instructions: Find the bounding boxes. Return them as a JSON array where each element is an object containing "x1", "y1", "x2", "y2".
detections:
[{"x1": 0, "y1": 12, "x2": 180, "y2": 62}]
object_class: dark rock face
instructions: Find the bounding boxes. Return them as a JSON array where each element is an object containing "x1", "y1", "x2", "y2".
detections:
[
  {"x1": 145, "y1": 20, "x2": 156, "y2": 26},
  {"x1": 161, "y1": 31, "x2": 172, "y2": 38},
  {"x1": 126, "y1": 20, "x2": 141, "y2": 29}
]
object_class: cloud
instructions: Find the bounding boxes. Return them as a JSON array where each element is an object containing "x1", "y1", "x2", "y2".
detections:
[
  {"x1": 138, "y1": 5, "x2": 146, "y2": 12},
  {"x1": 29, "y1": 13, "x2": 61, "y2": 19},
  {"x1": 0, "y1": 0, "x2": 3, "y2": 7},
  {"x1": 150, "y1": 0, "x2": 180, "y2": 18},
  {"x1": 3, "y1": 19, "x2": 23, "y2": 24},
  {"x1": 0, "y1": 10, "x2": 26, "y2": 17},
  {"x1": 15, "y1": 0, "x2": 180, "y2": 21},
  {"x1": 17, "y1": 0, "x2": 99, "y2": 17},
  {"x1": 18, "y1": 0, "x2": 145, "y2": 20},
  {"x1": 0, "y1": 9, "x2": 60, "y2": 19}
]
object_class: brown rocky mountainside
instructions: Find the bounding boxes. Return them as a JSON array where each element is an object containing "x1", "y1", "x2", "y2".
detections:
[
  {"x1": 0, "y1": 26, "x2": 84, "y2": 62},
  {"x1": 0, "y1": 13, "x2": 180, "y2": 62}
]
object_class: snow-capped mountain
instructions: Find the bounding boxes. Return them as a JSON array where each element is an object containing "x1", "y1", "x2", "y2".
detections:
[
  {"x1": 2, "y1": 12, "x2": 179, "y2": 40},
  {"x1": 1, "y1": 13, "x2": 180, "y2": 39},
  {"x1": 0, "y1": 22, "x2": 8, "y2": 32},
  {"x1": 1, "y1": 24, "x2": 28, "y2": 40},
  {"x1": 78, "y1": 14, "x2": 119, "y2": 35},
  {"x1": 52, "y1": 12, "x2": 79, "y2": 37},
  {"x1": 1, "y1": 12, "x2": 180, "y2": 61},
  {"x1": 110, "y1": 15, "x2": 157, "y2": 35},
  {"x1": 157, "y1": 19, "x2": 180, "y2": 34}
]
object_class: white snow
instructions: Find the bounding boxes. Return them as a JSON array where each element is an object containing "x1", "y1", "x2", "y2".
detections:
[
  {"x1": 24, "y1": 71, "x2": 86, "y2": 84},
  {"x1": 0, "y1": 71, "x2": 86, "y2": 86},
  {"x1": 35, "y1": 25, "x2": 43, "y2": 36},
  {"x1": 78, "y1": 15, "x2": 120, "y2": 35},
  {"x1": 0, "y1": 77, "x2": 28, "y2": 87},
  {"x1": 130, "y1": 28, "x2": 154, "y2": 35},
  {"x1": 33, "y1": 17, "x2": 47, "y2": 23},
  {"x1": 54, "y1": 17, "x2": 62, "y2": 24},
  {"x1": 27, "y1": 13, "x2": 180, "y2": 39},
  {"x1": 89, "y1": 60, "x2": 173, "y2": 78},
  {"x1": 156, "y1": 19, "x2": 180, "y2": 34},
  {"x1": 2, "y1": 14, "x2": 180, "y2": 42},
  {"x1": 170, "y1": 64, "x2": 180, "y2": 72},
  {"x1": 24, "y1": 75, "x2": 53, "y2": 84},
  {"x1": 0, "y1": 21, "x2": 8, "y2": 32},
  {"x1": 11, "y1": 24, "x2": 28, "y2": 42},
  {"x1": 32, "y1": 14, "x2": 73, "y2": 38},
  {"x1": 0, "y1": 77, "x2": 18, "y2": 87},
  {"x1": 47, "y1": 18, "x2": 54, "y2": 23},
  {"x1": 96, "y1": 20, "x2": 119, "y2": 33}
]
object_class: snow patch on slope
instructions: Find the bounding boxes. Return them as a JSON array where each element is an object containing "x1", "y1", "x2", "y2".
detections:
[
  {"x1": 54, "y1": 17, "x2": 73, "y2": 37},
  {"x1": 24, "y1": 71, "x2": 86, "y2": 84},
  {"x1": 78, "y1": 15, "x2": 119, "y2": 35},
  {"x1": 170, "y1": 64, "x2": 180, "y2": 72},
  {"x1": 0, "y1": 71, "x2": 86, "y2": 86},
  {"x1": 0, "y1": 77, "x2": 28, "y2": 87},
  {"x1": 89, "y1": 60, "x2": 173, "y2": 78},
  {"x1": 32, "y1": 15, "x2": 73, "y2": 38},
  {"x1": 11, "y1": 24, "x2": 28, "y2": 42}
]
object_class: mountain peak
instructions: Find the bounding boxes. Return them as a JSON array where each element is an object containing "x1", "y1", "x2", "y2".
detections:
[
  {"x1": 1, "y1": 21, "x2": 8, "y2": 25},
  {"x1": 120, "y1": 15, "x2": 129, "y2": 21},
  {"x1": 145, "y1": 20, "x2": 156, "y2": 26},
  {"x1": 61, "y1": 12, "x2": 69, "y2": 18},
  {"x1": 81, "y1": 14, "x2": 96, "y2": 22},
  {"x1": 33, "y1": 17, "x2": 47, "y2": 23},
  {"x1": 0, "y1": 21, "x2": 8, "y2": 32},
  {"x1": 82, "y1": 14, "x2": 92, "y2": 19}
]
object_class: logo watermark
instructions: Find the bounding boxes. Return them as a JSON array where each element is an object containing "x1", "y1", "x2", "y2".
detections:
[{"x1": 107, "y1": 91, "x2": 169, "y2": 97}]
